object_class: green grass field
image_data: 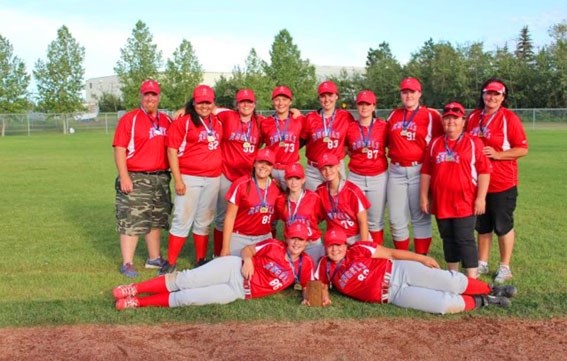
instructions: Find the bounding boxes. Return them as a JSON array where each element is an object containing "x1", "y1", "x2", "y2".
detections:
[{"x1": 0, "y1": 129, "x2": 566, "y2": 327}]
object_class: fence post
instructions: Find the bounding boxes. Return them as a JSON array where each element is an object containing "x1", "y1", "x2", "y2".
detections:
[
  {"x1": 27, "y1": 113, "x2": 31, "y2": 136},
  {"x1": 105, "y1": 113, "x2": 108, "y2": 134},
  {"x1": 532, "y1": 109, "x2": 536, "y2": 130}
]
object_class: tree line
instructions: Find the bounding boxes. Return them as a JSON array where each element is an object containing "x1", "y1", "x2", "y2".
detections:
[{"x1": 1, "y1": 20, "x2": 566, "y2": 118}]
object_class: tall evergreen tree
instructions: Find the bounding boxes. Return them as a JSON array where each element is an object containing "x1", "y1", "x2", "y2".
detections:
[
  {"x1": 114, "y1": 20, "x2": 162, "y2": 109},
  {"x1": 515, "y1": 26, "x2": 535, "y2": 62}
]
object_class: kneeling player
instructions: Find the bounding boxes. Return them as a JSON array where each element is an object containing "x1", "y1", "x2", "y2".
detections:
[
  {"x1": 113, "y1": 223, "x2": 314, "y2": 309},
  {"x1": 316, "y1": 229, "x2": 516, "y2": 314}
]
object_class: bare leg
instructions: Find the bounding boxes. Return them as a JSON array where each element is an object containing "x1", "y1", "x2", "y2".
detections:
[
  {"x1": 465, "y1": 268, "x2": 478, "y2": 279},
  {"x1": 145, "y1": 228, "x2": 162, "y2": 260},
  {"x1": 477, "y1": 232, "x2": 492, "y2": 263},
  {"x1": 447, "y1": 262, "x2": 460, "y2": 272},
  {"x1": 498, "y1": 229, "x2": 515, "y2": 266},
  {"x1": 120, "y1": 234, "x2": 139, "y2": 264}
]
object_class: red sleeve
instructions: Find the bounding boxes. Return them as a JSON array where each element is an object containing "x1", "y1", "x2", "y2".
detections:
[
  {"x1": 112, "y1": 112, "x2": 133, "y2": 148},
  {"x1": 316, "y1": 257, "x2": 329, "y2": 284},
  {"x1": 474, "y1": 138, "x2": 492, "y2": 174},
  {"x1": 506, "y1": 110, "x2": 529, "y2": 149},
  {"x1": 429, "y1": 108, "x2": 444, "y2": 138},
  {"x1": 299, "y1": 254, "x2": 315, "y2": 287},
  {"x1": 349, "y1": 183, "x2": 371, "y2": 212},
  {"x1": 166, "y1": 116, "x2": 189, "y2": 149}
]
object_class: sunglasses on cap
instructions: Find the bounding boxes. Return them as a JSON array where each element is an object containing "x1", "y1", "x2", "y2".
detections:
[{"x1": 443, "y1": 106, "x2": 464, "y2": 114}]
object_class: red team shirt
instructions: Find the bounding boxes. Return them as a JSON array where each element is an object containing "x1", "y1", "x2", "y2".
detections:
[
  {"x1": 274, "y1": 190, "x2": 324, "y2": 242},
  {"x1": 316, "y1": 242, "x2": 392, "y2": 303},
  {"x1": 216, "y1": 110, "x2": 263, "y2": 182},
  {"x1": 301, "y1": 109, "x2": 354, "y2": 163},
  {"x1": 166, "y1": 114, "x2": 223, "y2": 177},
  {"x1": 259, "y1": 114, "x2": 305, "y2": 168},
  {"x1": 387, "y1": 106, "x2": 443, "y2": 165},
  {"x1": 316, "y1": 181, "x2": 371, "y2": 238},
  {"x1": 421, "y1": 133, "x2": 492, "y2": 219},
  {"x1": 466, "y1": 108, "x2": 528, "y2": 193},
  {"x1": 225, "y1": 176, "x2": 282, "y2": 235},
  {"x1": 346, "y1": 118, "x2": 389, "y2": 176},
  {"x1": 112, "y1": 108, "x2": 172, "y2": 171},
  {"x1": 248, "y1": 239, "x2": 314, "y2": 299}
]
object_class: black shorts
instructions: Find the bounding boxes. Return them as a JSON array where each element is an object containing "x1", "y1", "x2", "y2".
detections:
[
  {"x1": 437, "y1": 216, "x2": 478, "y2": 268},
  {"x1": 475, "y1": 186, "x2": 518, "y2": 236}
]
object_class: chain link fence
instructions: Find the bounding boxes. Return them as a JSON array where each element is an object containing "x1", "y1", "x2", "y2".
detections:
[{"x1": 1, "y1": 109, "x2": 567, "y2": 136}]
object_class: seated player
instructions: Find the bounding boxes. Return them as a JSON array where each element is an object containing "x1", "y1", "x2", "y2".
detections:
[
  {"x1": 113, "y1": 223, "x2": 315, "y2": 310},
  {"x1": 315, "y1": 229, "x2": 517, "y2": 314}
]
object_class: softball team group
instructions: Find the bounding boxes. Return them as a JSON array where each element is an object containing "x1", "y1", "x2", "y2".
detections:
[{"x1": 111, "y1": 76, "x2": 527, "y2": 314}]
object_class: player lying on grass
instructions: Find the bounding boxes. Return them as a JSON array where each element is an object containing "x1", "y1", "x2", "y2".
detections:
[
  {"x1": 113, "y1": 223, "x2": 314, "y2": 310},
  {"x1": 315, "y1": 229, "x2": 517, "y2": 314}
]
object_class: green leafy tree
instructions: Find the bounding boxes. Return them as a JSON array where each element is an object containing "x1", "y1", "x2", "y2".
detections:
[
  {"x1": 235, "y1": 48, "x2": 273, "y2": 109},
  {"x1": 0, "y1": 34, "x2": 31, "y2": 136},
  {"x1": 33, "y1": 25, "x2": 85, "y2": 134},
  {"x1": 213, "y1": 75, "x2": 241, "y2": 109},
  {"x1": 97, "y1": 92, "x2": 124, "y2": 112},
  {"x1": 364, "y1": 42, "x2": 403, "y2": 108},
  {"x1": 265, "y1": 29, "x2": 317, "y2": 109},
  {"x1": 115, "y1": 20, "x2": 162, "y2": 109},
  {"x1": 460, "y1": 42, "x2": 494, "y2": 107},
  {"x1": 329, "y1": 68, "x2": 365, "y2": 109},
  {"x1": 492, "y1": 43, "x2": 521, "y2": 107},
  {"x1": 160, "y1": 39, "x2": 203, "y2": 110},
  {"x1": 548, "y1": 20, "x2": 567, "y2": 107}
]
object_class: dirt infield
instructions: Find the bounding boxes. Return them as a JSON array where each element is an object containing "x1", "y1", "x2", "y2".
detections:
[{"x1": 2, "y1": 317, "x2": 565, "y2": 360}]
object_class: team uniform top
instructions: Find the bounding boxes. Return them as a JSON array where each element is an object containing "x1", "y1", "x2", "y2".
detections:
[
  {"x1": 301, "y1": 109, "x2": 354, "y2": 163},
  {"x1": 421, "y1": 133, "x2": 492, "y2": 219},
  {"x1": 387, "y1": 106, "x2": 443, "y2": 165},
  {"x1": 316, "y1": 181, "x2": 371, "y2": 238},
  {"x1": 247, "y1": 239, "x2": 314, "y2": 299},
  {"x1": 466, "y1": 108, "x2": 528, "y2": 193},
  {"x1": 259, "y1": 114, "x2": 305, "y2": 169},
  {"x1": 225, "y1": 176, "x2": 282, "y2": 236},
  {"x1": 316, "y1": 242, "x2": 392, "y2": 303},
  {"x1": 274, "y1": 190, "x2": 324, "y2": 242},
  {"x1": 346, "y1": 118, "x2": 389, "y2": 176},
  {"x1": 216, "y1": 110, "x2": 263, "y2": 182},
  {"x1": 166, "y1": 114, "x2": 223, "y2": 177},
  {"x1": 112, "y1": 108, "x2": 172, "y2": 171}
]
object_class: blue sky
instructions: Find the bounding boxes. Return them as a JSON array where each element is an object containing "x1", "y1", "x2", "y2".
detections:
[{"x1": 1, "y1": 0, "x2": 565, "y2": 82}]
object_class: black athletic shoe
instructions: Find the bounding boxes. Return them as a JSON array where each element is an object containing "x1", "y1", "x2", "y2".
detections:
[
  {"x1": 158, "y1": 262, "x2": 176, "y2": 275},
  {"x1": 196, "y1": 258, "x2": 209, "y2": 267},
  {"x1": 491, "y1": 285, "x2": 518, "y2": 298},
  {"x1": 484, "y1": 295, "x2": 512, "y2": 308}
]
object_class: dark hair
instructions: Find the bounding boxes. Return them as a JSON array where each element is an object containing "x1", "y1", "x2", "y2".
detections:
[
  {"x1": 184, "y1": 98, "x2": 202, "y2": 127},
  {"x1": 477, "y1": 78, "x2": 509, "y2": 109}
]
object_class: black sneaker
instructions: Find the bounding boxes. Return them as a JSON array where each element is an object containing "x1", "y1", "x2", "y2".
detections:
[
  {"x1": 196, "y1": 258, "x2": 209, "y2": 267},
  {"x1": 158, "y1": 262, "x2": 176, "y2": 275},
  {"x1": 484, "y1": 295, "x2": 512, "y2": 308},
  {"x1": 491, "y1": 285, "x2": 518, "y2": 298}
]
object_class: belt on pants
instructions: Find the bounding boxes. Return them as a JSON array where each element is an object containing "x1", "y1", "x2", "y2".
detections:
[
  {"x1": 391, "y1": 161, "x2": 421, "y2": 167},
  {"x1": 130, "y1": 170, "x2": 170, "y2": 175}
]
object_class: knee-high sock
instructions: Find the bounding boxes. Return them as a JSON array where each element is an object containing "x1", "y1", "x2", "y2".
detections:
[
  {"x1": 414, "y1": 237, "x2": 432, "y2": 255},
  {"x1": 193, "y1": 233, "x2": 209, "y2": 261},
  {"x1": 462, "y1": 295, "x2": 476, "y2": 311},
  {"x1": 369, "y1": 230, "x2": 384, "y2": 245},
  {"x1": 462, "y1": 277, "x2": 491, "y2": 295},
  {"x1": 137, "y1": 292, "x2": 170, "y2": 308},
  {"x1": 135, "y1": 275, "x2": 168, "y2": 295},
  {"x1": 167, "y1": 234, "x2": 186, "y2": 265},
  {"x1": 213, "y1": 229, "x2": 223, "y2": 257},
  {"x1": 394, "y1": 238, "x2": 410, "y2": 250}
]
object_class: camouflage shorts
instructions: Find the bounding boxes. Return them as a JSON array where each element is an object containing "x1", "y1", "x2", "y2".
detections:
[{"x1": 115, "y1": 172, "x2": 172, "y2": 236}]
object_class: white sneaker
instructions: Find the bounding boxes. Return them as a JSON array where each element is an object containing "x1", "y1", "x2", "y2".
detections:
[
  {"x1": 494, "y1": 265, "x2": 513, "y2": 283},
  {"x1": 478, "y1": 262, "x2": 489, "y2": 275}
]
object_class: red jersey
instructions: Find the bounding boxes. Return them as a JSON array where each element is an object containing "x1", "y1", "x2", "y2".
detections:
[
  {"x1": 316, "y1": 180, "x2": 371, "y2": 238},
  {"x1": 226, "y1": 176, "x2": 282, "y2": 235},
  {"x1": 259, "y1": 114, "x2": 304, "y2": 168},
  {"x1": 248, "y1": 239, "x2": 314, "y2": 299},
  {"x1": 301, "y1": 109, "x2": 354, "y2": 162},
  {"x1": 274, "y1": 190, "x2": 324, "y2": 242},
  {"x1": 387, "y1": 106, "x2": 443, "y2": 165},
  {"x1": 316, "y1": 242, "x2": 392, "y2": 303},
  {"x1": 217, "y1": 110, "x2": 263, "y2": 182},
  {"x1": 346, "y1": 118, "x2": 388, "y2": 176},
  {"x1": 112, "y1": 108, "x2": 171, "y2": 172},
  {"x1": 466, "y1": 108, "x2": 528, "y2": 193},
  {"x1": 422, "y1": 134, "x2": 492, "y2": 219},
  {"x1": 166, "y1": 114, "x2": 222, "y2": 177}
]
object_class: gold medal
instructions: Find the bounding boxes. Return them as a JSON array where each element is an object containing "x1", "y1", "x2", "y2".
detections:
[
  {"x1": 260, "y1": 206, "x2": 268, "y2": 213},
  {"x1": 400, "y1": 130, "x2": 407, "y2": 136},
  {"x1": 207, "y1": 135, "x2": 215, "y2": 143},
  {"x1": 362, "y1": 147, "x2": 369, "y2": 153},
  {"x1": 446, "y1": 155, "x2": 454, "y2": 162},
  {"x1": 478, "y1": 132, "x2": 484, "y2": 137},
  {"x1": 243, "y1": 141, "x2": 251, "y2": 149},
  {"x1": 323, "y1": 136, "x2": 331, "y2": 143},
  {"x1": 279, "y1": 141, "x2": 286, "y2": 147},
  {"x1": 294, "y1": 283, "x2": 303, "y2": 291}
]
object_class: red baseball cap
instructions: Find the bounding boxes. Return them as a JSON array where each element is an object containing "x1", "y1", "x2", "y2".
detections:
[
  {"x1": 483, "y1": 81, "x2": 506, "y2": 94},
  {"x1": 193, "y1": 84, "x2": 215, "y2": 103},
  {"x1": 318, "y1": 80, "x2": 338, "y2": 95},
  {"x1": 255, "y1": 148, "x2": 275, "y2": 165},
  {"x1": 324, "y1": 229, "x2": 347, "y2": 247},
  {"x1": 356, "y1": 90, "x2": 377, "y2": 105},
  {"x1": 442, "y1": 102, "x2": 466, "y2": 118},
  {"x1": 400, "y1": 77, "x2": 422, "y2": 92},
  {"x1": 284, "y1": 222, "x2": 309, "y2": 240},
  {"x1": 236, "y1": 88, "x2": 256, "y2": 102},
  {"x1": 284, "y1": 163, "x2": 305, "y2": 179},
  {"x1": 272, "y1": 85, "x2": 293, "y2": 99},
  {"x1": 317, "y1": 153, "x2": 339, "y2": 169},
  {"x1": 140, "y1": 80, "x2": 160, "y2": 95}
]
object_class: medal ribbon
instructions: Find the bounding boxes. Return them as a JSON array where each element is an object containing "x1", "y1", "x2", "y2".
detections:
[
  {"x1": 322, "y1": 109, "x2": 337, "y2": 138},
  {"x1": 326, "y1": 258, "x2": 345, "y2": 289},
  {"x1": 327, "y1": 179, "x2": 341, "y2": 215},
  {"x1": 272, "y1": 113, "x2": 290, "y2": 143},
  {"x1": 358, "y1": 118, "x2": 375, "y2": 148},
  {"x1": 444, "y1": 132, "x2": 464, "y2": 158},
  {"x1": 287, "y1": 190, "x2": 305, "y2": 223},
  {"x1": 199, "y1": 115, "x2": 214, "y2": 138},
  {"x1": 253, "y1": 175, "x2": 270, "y2": 208},
  {"x1": 140, "y1": 107, "x2": 160, "y2": 130},
  {"x1": 286, "y1": 250, "x2": 303, "y2": 285},
  {"x1": 240, "y1": 117, "x2": 253, "y2": 143},
  {"x1": 478, "y1": 108, "x2": 499, "y2": 135},
  {"x1": 402, "y1": 107, "x2": 420, "y2": 131}
]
